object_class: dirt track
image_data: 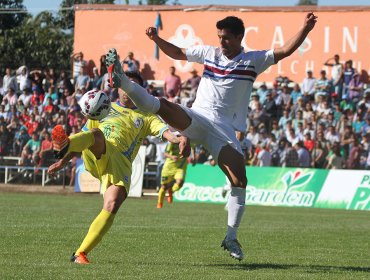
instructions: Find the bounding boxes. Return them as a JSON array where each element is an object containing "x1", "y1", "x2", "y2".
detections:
[{"x1": 0, "y1": 184, "x2": 76, "y2": 195}]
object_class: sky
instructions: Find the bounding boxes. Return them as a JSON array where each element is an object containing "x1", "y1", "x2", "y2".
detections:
[{"x1": 23, "y1": 0, "x2": 370, "y2": 15}]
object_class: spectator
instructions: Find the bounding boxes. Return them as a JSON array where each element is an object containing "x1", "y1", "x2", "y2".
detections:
[
  {"x1": 281, "y1": 141, "x2": 299, "y2": 167},
  {"x1": 19, "y1": 132, "x2": 41, "y2": 166},
  {"x1": 246, "y1": 125, "x2": 259, "y2": 147},
  {"x1": 164, "y1": 66, "x2": 181, "y2": 98},
  {"x1": 262, "y1": 91, "x2": 278, "y2": 123},
  {"x1": 121, "y1": 51, "x2": 140, "y2": 73},
  {"x1": 324, "y1": 54, "x2": 343, "y2": 99},
  {"x1": 303, "y1": 132, "x2": 314, "y2": 152},
  {"x1": 348, "y1": 72, "x2": 364, "y2": 102},
  {"x1": 18, "y1": 89, "x2": 32, "y2": 108},
  {"x1": 182, "y1": 68, "x2": 201, "y2": 99},
  {"x1": 290, "y1": 83, "x2": 303, "y2": 104},
  {"x1": 71, "y1": 52, "x2": 87, "y2": 80},
  {"x1": 347, "y1": 137, "x2": 361, "y2": 169},
  {"x1": 38, "y1": 132, "x2": 54, "y2": 167},
  {"x1": 2, "y1": 88, "x2": 18, "y2": 107},
  {"x1": 325, "y1": 125, "x2": 340, "y2": 146},
  {"x1": 294, "y1": 140, "x2": 310, "y2": 167},
  {"x1": 75, "y1": 67, "x2": 90, "y2": 91},
  {"x1": 16, "y1": 66, "x2": 31, "y2": 92},
  {"x1": 57, "y1": 70, "x2": 74, "y2": 96},
  {"x1": 256, "y1": 141, "x2": 272, "y2": 167},
  {"x1": 248, "y1": 102, "x2": 267, "y2": 128},
  {"x1": 342, "y1": 60, "x2": 355, "y2": 99},
  {"x1": 301, "y1": 70, "x2": 316, "y2": 102},
  {"x1": 257, "y1": 83, "x2": 269, "y2": 104},
  {"x1": 326, "y1": 143, "x2": 345, "y2": 169},
  {"x1": 13, "y1": 127, "x2": 30, "y2": 156},
  {"x1": 278, "y1": 109, "x2": 291, "y2": 130},
  {"x1": 249, "y1": 92, "x2": 260, "y2": 111},
  {"x1": 2, "y1": 68, "x2": 18, "y2": 97},
  {"x1": 314, "y1": 70, "x2": 331, "y2": 102}
]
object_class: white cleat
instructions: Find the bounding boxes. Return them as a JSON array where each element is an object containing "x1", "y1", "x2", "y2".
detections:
[{"x1": 221, "y1": 237, "x2": 244, "y2": 261}]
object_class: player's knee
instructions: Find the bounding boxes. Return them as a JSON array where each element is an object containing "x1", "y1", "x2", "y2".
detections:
[{"x1": 104, "y1": 197, "x2": 123, "y2": 213}]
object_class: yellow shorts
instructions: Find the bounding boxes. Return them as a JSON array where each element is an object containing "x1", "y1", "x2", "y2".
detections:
[
  {"x1": 82, "y1": 140, "x2": 131, "y2": 193},
  {"x1": 161, "y1": 167, "x2": 186, "y2": 185}
]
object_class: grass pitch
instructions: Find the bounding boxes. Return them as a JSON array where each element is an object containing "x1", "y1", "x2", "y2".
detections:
[{"x1": 0, "y1": 192, "x2": 369, "y2": 280}]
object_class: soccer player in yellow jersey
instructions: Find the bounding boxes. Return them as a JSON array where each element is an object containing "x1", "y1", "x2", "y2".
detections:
[
  {"x1": 157, "y1": 142, "x2": 192, "y2": 208},
  {"x1": 48, "y1": 72, "x2": 190, "y2": 264}
]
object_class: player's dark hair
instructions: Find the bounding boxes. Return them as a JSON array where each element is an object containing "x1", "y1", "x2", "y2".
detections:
[
  {"x1": 125, "y1": 71, "x2": 144, "y2": 87},
  {"x1": 216, "y1": 16, "x2": 245, "y2": 37}
]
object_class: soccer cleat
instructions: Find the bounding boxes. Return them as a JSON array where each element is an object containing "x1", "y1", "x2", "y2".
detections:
[
  {"x1": 105, "y1": 48, "x2": 124, "y2": 89},
  {"x1": 52, "y1": 125, "x2": 70, "y2": 159},
  {"x1": 167, "y1": 189, "x2": 173, "y2": 204},
  {"x1": 70, "y1": 252, "x2": 90, "y2": 264},
  {"x1": 221, "y1": 237, "x2": 244, "y2": 261},
  {"x1": 157, "y1": 202, "x2": 163, "y2": 209}
]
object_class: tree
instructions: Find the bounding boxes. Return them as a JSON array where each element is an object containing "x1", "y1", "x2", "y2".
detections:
[
  {"x1": 296, "y1": 0, "x2": 318, "y2": 5},
  {"x1": 0, "y1": 0, "x2": 27, "y2": 31},
  {"x1": 57, "y1": 0, "x2": 115, "y2": 30},
  {"x1": 147, "y1": 0, "x2": 168, "y2": 4},
  {"x1": 0, "y1": 11, "x2": 73, "y2": 73}
]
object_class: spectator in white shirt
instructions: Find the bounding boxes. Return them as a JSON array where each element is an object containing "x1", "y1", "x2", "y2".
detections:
[
  {"x1": 2, "y1": 68, "x2": 18, "y2": 95},
  {"x1": 256, "y1": 142, "x2": 272, "y2": 167},
  {"x1": 325, "y1": 125, "x2": 340, "y2": 146},
  {"x1": 301, "y1": 70, "x2": 316, "y2": 102}
]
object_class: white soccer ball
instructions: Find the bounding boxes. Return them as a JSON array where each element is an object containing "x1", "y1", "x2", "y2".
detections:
[{"x1": 79, "y1": 89, "x2": 111, "y2": 120}]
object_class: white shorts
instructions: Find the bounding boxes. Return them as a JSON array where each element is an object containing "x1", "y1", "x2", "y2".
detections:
[{"x1": 180, "y1": 106, "x2": 242, "y2": 161}]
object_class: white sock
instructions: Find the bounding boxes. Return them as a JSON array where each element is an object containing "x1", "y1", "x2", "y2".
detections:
[
  {"x1": 226, "y1": 187, "x2": 246, "y2": 240},
  {"x1": 118, "y1": 73, "x2": 160, "y2": 113}
]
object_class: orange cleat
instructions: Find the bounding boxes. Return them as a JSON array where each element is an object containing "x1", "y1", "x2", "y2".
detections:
[
  {"x1": 157, "y1": 202, "x2": 163, "y2": 209},
  {"x1": 167, "y1": 189, "x2": 173, "y2": 204},
  {"x1": 70, "y1": 252, "x2": 90, "y2": 264},
  {"x1": 52, "y1": 125, "x2": 70, "y2": 159}
]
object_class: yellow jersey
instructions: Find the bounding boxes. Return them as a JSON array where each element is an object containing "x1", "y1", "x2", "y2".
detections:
[
  {"x1": 82, "y1": 101, "x2": 168, "y2": 174},
  {"x1": 163, "y1": 142, "x2": 188, "y2": 171}
]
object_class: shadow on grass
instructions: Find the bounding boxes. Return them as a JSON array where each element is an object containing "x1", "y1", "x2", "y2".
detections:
[{"x1": 201, "y1": 263, "x2": 370, "y2": 273}]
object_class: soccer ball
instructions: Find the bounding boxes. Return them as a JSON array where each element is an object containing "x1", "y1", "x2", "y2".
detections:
[{"x1": 79, "y1": 89, "x2": 111, "y2": 120}]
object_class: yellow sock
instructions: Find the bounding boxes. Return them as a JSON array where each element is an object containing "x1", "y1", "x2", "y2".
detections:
[
  {"x1": 158, "y1": 188, "x2": 165, "y2": 204},
  {"x1": 76, "y1": 209, "x2": 115, "y2": 255},
  {"x1": 68, "y1": 131, "x2": 95, "y2": 154},
  {"x1": 172, "y1": 183, "x2": 181, "y2": 193}
]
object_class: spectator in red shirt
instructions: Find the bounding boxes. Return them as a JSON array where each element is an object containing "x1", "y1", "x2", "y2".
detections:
[
  {"x1": 304, "y1": 132, "x2": 314, "y2": 152},
  {"x1": 25, "y1": 114, "x2": 39, "y2": 136},
  {"x1": 164, "y1": 66, "x2": 181, "y2": 98},
  {"x1": 43, "y1": 97, "x2": 56, "y2": 115},
  {"x1": 38, "y1": 132, "x2": 54, "y2": 167}
]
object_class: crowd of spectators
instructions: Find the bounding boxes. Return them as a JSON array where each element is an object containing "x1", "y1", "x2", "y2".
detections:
[{"x1": 1, "y1": 52, "x2": 369, "y2": 188}]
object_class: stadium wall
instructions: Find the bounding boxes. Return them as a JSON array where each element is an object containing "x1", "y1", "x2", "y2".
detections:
[
  {"x1": 74, "y1": 5, "x2": 370, "y2": 82},
  {"x1": 174, "y1": 165, "x2": 370, "y2": 211}
]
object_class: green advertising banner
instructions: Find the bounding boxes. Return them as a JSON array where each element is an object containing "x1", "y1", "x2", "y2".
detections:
[{"x1": 174, "y1": 165, "x2": 370, "y2": 211}]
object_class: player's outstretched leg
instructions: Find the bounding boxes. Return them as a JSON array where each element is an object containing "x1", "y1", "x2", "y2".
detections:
[
  {"x1": 105, "y1": 48, "x2": 160, "y2": 113},
  {"x1": 51, "y1": 125, "x2": 96, "y2": 159}
]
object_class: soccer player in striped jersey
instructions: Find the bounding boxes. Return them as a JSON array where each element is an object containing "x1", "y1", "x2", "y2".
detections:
[{"x1": 106, "y1": 13, "x2": 317, "y2": 260}]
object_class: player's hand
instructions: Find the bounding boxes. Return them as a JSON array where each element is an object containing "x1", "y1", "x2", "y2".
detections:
[
  {"x1": 47, "y1": 160, "x2": 65, "y2": 176},
  {"x1": 146, "y1": 27, "x2": 158, "y2": 40},
  {"x1": 178, "y1": 135, "x2": 191, "y2": 158},
  {"x1": 304, "y1": 12, "x2": 317, "y2": 32}
]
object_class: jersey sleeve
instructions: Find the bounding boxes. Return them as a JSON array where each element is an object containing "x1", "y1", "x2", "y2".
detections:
[
  {"x1": 146, "y1": 114, "x2": 168, "y2": 140},
  {"x1": 186, "y1": 45, "x2": 212, "y2": 64},
  {"x1": 252, "y1": 50, "x2": 275, "y2": 75},
  {"x1": 81, "y1": 119, "x2": 99, "y2": 132}
]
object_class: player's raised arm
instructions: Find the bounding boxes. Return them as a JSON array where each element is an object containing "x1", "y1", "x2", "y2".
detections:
[
  {"x1": 146, "y1": 27, "x2": 187, "y2": 60},
  {"x1": 273, "y1": 12, "x2": 317, "y2": 63}
]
